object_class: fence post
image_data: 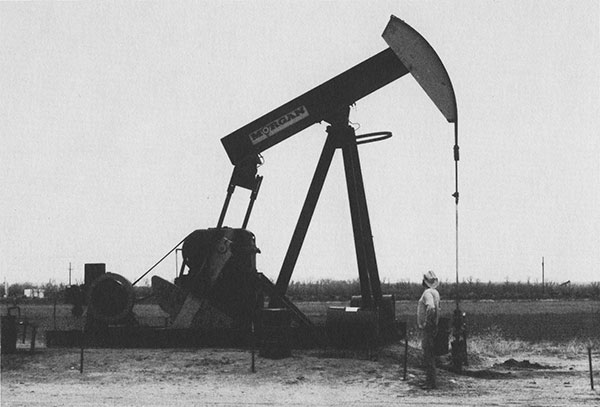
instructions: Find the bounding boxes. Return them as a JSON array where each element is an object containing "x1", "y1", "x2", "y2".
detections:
[
  {"x1": 251, "y1": 321, "x2": 256, "y2": 373},
  {"x1": 589, "y1": 346, "x2": 594, "y2": 390},
  {"x1": 402, "y1": 336, "x2": 408, "y2": 381},
  {"x1": 80, "y1": 328, "x2": 86, "y2": 374}
]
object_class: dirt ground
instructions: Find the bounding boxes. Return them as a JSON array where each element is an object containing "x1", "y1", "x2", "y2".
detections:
[{"x1": 2, "y1": 343, "x2": 599, "y2": 406}]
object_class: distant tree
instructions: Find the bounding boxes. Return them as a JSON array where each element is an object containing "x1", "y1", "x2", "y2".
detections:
[
  {"x1": 7, "y1": 282, "x2": 34, "y2": 297},
  {"x1": 42, "y1": 280, "x2": 66, "y2": 298}
]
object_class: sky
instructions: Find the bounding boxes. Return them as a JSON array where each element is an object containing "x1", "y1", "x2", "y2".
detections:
[{"x1": 1, "y1": 1, "x2": 598, "y2": 287}]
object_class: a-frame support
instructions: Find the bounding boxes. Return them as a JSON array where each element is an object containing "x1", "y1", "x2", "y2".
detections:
[{"x1": 272, "y1": 107, "x2": 383, "y2": 310}]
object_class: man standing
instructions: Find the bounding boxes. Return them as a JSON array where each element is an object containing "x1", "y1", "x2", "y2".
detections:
[{"x1": 417, "y1": 270, "x2": 441, "y2": 389}]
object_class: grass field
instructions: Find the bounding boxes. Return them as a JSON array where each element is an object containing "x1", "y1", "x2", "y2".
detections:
[
  {"x1": 4, "y1": 299, "x2": 599, "y2": 346},
  {"x1": 300, "y1": 299, "x2": 600, "y2": 342}
]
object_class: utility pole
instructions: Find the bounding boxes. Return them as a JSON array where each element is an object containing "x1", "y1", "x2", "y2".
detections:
[
  {"x1": 541, "y1": 256, "x2": 545, "y2": 296},
  {"x1": 69, "y1": 262, "x2": 72, "y2": 286}
]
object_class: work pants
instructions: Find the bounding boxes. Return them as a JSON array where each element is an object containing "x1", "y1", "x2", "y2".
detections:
[{"x1": 422, "y1": 327, "x2": 437, "y2": 388}]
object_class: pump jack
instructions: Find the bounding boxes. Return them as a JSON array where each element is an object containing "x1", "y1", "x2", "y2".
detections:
[
  {"x1": 165, "y1": 15, "x2": 458, "y2": 343},
  {"x1": 49, "y1": 16, "x2": 458, "y2": 349}
]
